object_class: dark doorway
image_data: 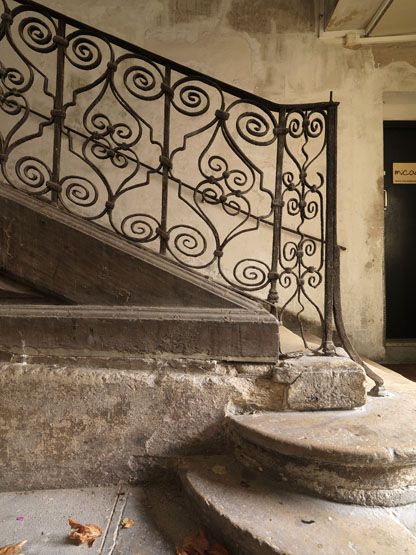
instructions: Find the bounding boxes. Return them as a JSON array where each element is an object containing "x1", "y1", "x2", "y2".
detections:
[{"x1": 384, "y1": 121, "x2": 416, "y2": 339}]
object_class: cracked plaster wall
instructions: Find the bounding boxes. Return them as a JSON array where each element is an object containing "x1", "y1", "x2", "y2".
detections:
[{"x1": 13, "y1": 0, "x2": 416, "y2": 358}]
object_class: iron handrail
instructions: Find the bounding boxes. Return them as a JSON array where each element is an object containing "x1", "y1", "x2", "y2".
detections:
[
  {"x1": 0, "y1": 0, "x2": 383, "y2": 392},
  {"x1": 11, "y1": 0, "x2": 338, "y2": 114}
]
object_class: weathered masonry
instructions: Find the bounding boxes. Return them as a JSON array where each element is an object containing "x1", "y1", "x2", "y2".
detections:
[{"x1": 0, "y1": 1, "x2": 415, "y2": 553}]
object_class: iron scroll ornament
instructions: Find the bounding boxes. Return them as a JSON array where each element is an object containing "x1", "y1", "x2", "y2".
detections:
[{"x1": 0, "y1": 0, "x2": 384, "y2": 393}]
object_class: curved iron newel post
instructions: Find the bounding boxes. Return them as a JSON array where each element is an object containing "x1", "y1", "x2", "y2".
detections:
[{"x1": 0, "y1": 0, "x2": 382, "y2": 391}]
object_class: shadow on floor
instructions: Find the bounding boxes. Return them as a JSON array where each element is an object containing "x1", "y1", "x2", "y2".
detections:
[{"x1": 384, "y1": 364, "x2": 416, "y2": 382}]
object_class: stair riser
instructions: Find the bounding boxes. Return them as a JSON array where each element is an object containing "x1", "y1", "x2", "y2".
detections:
[
  {"x1": 0, "y1": 361, "x2": 286, "y2": 492},
  {"x1": 180, "y1": 456, "x2": 416, "y2": 555},
  {"x1": 0, "y1": 306, "x2": 278, "y2": 359},
  {"x1": 231, "y1": 434, "x2": 416, "y2": 507},
  {"x1": 181, "y1": 475, "x2": 278, "y2": 555}
]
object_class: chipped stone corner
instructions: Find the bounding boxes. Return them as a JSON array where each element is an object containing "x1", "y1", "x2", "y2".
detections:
[{"x1": 272, "y1": 355, "x2": 367, "y2": 410}]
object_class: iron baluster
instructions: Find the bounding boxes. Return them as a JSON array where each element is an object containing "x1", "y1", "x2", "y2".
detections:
[
  {"x1": 49, "y1": 18, "x2": 66, "y2": 204},
  {"x1": 158, "y1": 67, "x2": 172, "y2": 255},
  {"x1": 323, "y1": 103, "x2": 337, "y2": 355},
  {"x1": 267, "y1": 107, "x2": 286, "y2": 312}
]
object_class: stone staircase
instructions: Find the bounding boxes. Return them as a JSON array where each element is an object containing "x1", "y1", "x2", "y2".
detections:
[
  {"x1": 228, "y1": 396, "x2": 416, "y2": 507},
  {"x1": 1, "y1": 345, "x2": 415, "y2": 554},
  {"x1": 0, "y1": 3, "x2": 415, "y2": 554},
  {"x1": 180, "y1": 455, "x2": 416, "y2": 555},
  {"x1": 176, "y1": 365, "x2": 416, "y2": 555},
  {"x1": 0, "y1": 187, "x2": 279, "y2": 360}
]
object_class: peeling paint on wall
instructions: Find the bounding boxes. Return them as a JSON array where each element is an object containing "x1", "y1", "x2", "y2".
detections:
[
  {"x1": 227, "y1": 0, "x2": 314, "y2": 34},
  {"x1": 168, "y1": 0, "x2": 222, "y2": 24}
]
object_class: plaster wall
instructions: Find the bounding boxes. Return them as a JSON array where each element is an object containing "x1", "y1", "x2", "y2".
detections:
[
  {"x1": 4, "y1": 0, "x2": 416, "y2": 358},
  {"x1": 383, "y1": 92, "x2": 416, "y2": 120}
]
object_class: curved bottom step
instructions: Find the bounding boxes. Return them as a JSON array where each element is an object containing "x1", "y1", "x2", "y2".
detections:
[
  {"x1": 180, "y1": 456, "x2": 416, "y2": 555},
  {"x1": 227, "y1": 391, "x2": 416, "y2": 507}
]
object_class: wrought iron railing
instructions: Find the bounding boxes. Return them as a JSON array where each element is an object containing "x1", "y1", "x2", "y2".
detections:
[{"x1": 0, "y1": 0, "x2": 383, "y2": 389}]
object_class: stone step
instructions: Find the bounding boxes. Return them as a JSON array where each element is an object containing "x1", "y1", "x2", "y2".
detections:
[
  {"x1": 0, "y1": 304, "x2": 278, "y2": 360},
  {"x1": 227, "y1": 389, "x2": 416, "y2": 506},
  {"x1": 180, "y1": 455, "x2": 416, "y2": 555}
]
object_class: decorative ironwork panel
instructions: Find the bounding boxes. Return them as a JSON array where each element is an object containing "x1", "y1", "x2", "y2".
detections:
[{"x1": 1, "y1": 0, "x2": 365, "y2": 365}]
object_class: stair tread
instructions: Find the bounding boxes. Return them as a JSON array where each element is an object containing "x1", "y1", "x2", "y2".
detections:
[
  {"x1": 181, "y1": 455, "x2": 416, "y2": 555},
  {"x1": 228, "y1": 391, "x2": 416, "y2": 466}
]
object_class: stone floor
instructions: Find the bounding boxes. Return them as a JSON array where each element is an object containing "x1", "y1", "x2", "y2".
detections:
[
  {"x1": 3, "y1": 475, "x2": 415, "y2": 555},
  {"x1": 0, "y1": 482, "x2": 198, "y2": 554},
  {"x1": 385, "y1": 364, "x2": 416, "y2": 382}
]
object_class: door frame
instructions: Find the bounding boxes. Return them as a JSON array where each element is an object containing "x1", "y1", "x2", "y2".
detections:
[{"x1": 383, "y1": 120, "x2": 416, "y2": 346}]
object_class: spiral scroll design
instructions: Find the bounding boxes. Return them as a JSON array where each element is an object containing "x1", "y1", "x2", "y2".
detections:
[
  {"x1": 0, "y1": 88, "x2": 24, "y2": 115},
  {"x1": 222, "y1": 194, "x2": 246, "y2": 217},
  {"x1": 168, "y1": 225, "x2": 207, "y2": 259},
  {"x1": 18, "y1": 14, "x2": 57, "y2": 53},
  {"x1": 235, "y1": 110, "x2": 277, "y2": 146},
  {"x1": 15, "y1": 156, "x2": 51, "y2": 194},
  {"x1": 305, "y1": 112, "x2": 325, "y2": 138},
  {"x1": 171, "y1": 78, "x2": 211, "y2": 116},
  {"x1": 121, "y1": 213, "x2": 159, "y2": 243},
  {"x1": 196, "y1": 180, "x2": 223, "y2": 205},
  {"x1": 65, "y1": 32, "x2": 103, "y2": 70},
  {"x1": 304, "y1": 196, "x2": 319, "y2": 220},
  {"x1": 232, "y1": 259, "x2": 270, "y2": 290},
  {"x1": 0, "y1": 65, "x2": 32, "y2": 93},
  {"x1": 123, "y1": 59, "x2": 164, "y2": 101},
  {"x1": 61, "y1": 175, "x2": 99, "y2": 207},
  {"x1": 203, "y1": 156, "x2": 251, "y2": 194}
]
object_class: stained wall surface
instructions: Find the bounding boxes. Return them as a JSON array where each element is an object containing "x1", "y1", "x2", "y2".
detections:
[{"x1": 11, "y1": 0, "x2": 416, "y2": 358}]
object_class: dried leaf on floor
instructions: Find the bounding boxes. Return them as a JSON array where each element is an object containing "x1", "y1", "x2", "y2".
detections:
[
  {"x1": 0, "y1": 541, "x2": 27, "y2": 555},
  {"x1": 68, "y1": 517, "x2": 102, "y2": 548},
  {"x1": 211, "y1": 465, "x2": 227, "y2": 476},
  {"x1": 120, "y1": 517, "x2": 135, "y2": 529},
  {"x1": 176, "y1": 529, "x2": 209, "y2": 555},
  {"x1": 176, "y1": 530, "x2": 228, "y2": 555}
]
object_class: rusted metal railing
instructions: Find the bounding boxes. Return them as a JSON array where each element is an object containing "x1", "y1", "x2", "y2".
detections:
[{"x1": 0, "y1": 0, "x2": 383, "y2": 391}]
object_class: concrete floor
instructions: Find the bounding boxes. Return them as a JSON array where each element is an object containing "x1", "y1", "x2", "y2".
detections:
[{"x1": 0, "y1": 482, "x2": 197, "y2": 554}]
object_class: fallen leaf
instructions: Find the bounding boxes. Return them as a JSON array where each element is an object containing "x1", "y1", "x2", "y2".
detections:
[
  {"x1": 211, "y1": 465, "x2": 227, "y2": 476},
  {"x1": 120, "y1": 517, "x2": 135, "y2": 529},
  {"x1": 0, "y1": 541, "x2": 27, "y2": 555},
  {"x1": 176, "y1": 530, "x2": 228, "y2": 555},
  {"x1": 68, "y1": 518, "x2": 102, "y2": 548},
  {"x1": 176, "y1": 529, "x2": 209, "y2": 555}
]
